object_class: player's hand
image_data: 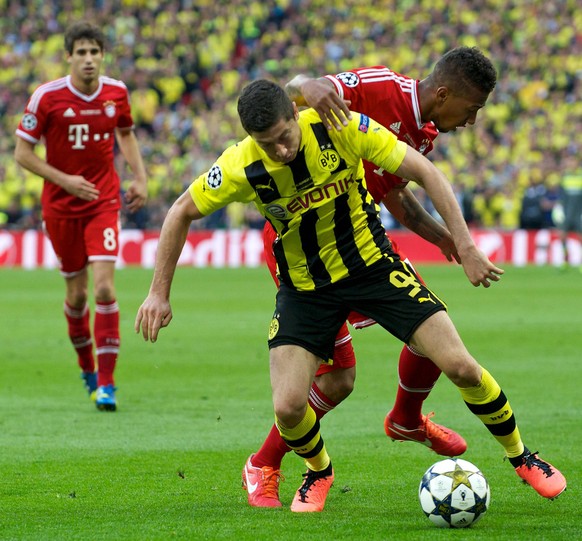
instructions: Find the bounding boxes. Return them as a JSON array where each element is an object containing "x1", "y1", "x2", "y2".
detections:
[
  {"x1": 135, "y1": 293, "x2": 173, "y2": 342},
  {"x1": 302, "y1": 79, "x2": 352, "y2": 131},
  {"x1": 62, "y1": 174, "x2": 100, "y2": 201},
  {"x1": 438, "y1": 236, "x2": 461, "y2": 264},
  {"x1": 125, "y1": 180, "x2": 148, "y2": 213},
  {"x1": 458, "y1": 246, "x2": 504, "y2": 288}
]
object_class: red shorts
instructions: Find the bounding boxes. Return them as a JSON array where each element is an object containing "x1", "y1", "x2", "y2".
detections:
[
  {"x1": 44, "y1": 210, "x2": 120, "y2": 276},
  {"x1": 316, "y1": 322, "x2": 356, "y2": 374}
]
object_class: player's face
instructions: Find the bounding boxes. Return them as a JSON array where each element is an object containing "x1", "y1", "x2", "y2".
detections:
[
  {"x1": 67, "y1": 39, "x2": 104, "y2": 91},
  {"x1": 432, "y1": 87, "x2": 490, "y2": 133},
  {"x1": 251, "y1": 111, "x2": 302, "y2": 164}
]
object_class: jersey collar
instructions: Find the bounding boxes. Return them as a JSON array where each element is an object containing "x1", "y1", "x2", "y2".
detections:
[{"x1": 66, "y1": 75, "x2": 103, "y2": 102}]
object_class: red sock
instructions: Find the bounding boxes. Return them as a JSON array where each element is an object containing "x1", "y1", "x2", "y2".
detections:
[
  {"x1": 94, "y1": 300, "x2": 119, "y2": 387},
  {"x1": 64, "y1": 301, "x2": 94, "y2": 373},
  {"x1": 331, "y1": 322, "x2": 355, "y2": 367},
  {"x1": 388, "y1": 345, "x2": 442, "y2": 428},
  {"x1": 252, "y1": 382, "x2": 337, "y2": 469},
  {"x1": 308, "y1": 381, "x2": 338, "y2": 419}
]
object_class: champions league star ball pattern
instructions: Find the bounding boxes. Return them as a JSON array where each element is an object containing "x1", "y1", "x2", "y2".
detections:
[
  {"x1": 336, "y1": 71, "x2": 359, "y2": 87},
  {"x1": 418, "y1": 458, "x2": 490, "y2": 528},
  {"x1": 206, "y1": 164, "x2": 223, "y2": 189}
]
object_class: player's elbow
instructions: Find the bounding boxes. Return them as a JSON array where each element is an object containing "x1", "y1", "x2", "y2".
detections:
[
  {"x1": 14, "y1": 140, "x2": 31, "y2": 168},
  {"x1": 14, "y1": 145, "x2": 24, "y2": 166},
  {"x1": 165, "y1": 193, "x2": 202, "y2": 230}
]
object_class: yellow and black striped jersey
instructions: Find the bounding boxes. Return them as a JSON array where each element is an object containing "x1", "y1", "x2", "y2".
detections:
[
  {"x1": 562, "y1": 171, "x2": 582, "y2": 194},
  {"x1": 189, "y1": 108, "x2": 407, "y2": 291}
]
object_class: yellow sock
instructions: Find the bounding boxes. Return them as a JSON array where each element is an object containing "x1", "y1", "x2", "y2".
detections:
[
  {"x1": 459, "y1": 367, "x2": 524, "y2": 458},
  {"x1": 276, "y1": 405, "x2": 330, "y2": 471}
]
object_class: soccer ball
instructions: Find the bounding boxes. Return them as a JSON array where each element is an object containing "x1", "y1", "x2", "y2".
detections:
[{"x1": 418, "y1": 458, "x2": 490, "y2": 528}]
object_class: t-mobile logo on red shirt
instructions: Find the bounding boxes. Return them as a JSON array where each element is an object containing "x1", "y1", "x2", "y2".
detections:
[
  {"x1": 68, "y1": 124, "x2": 89, "y2": 149},
  {"x1": 68, "y1": 124, "x2": 111, "y2": 149}
]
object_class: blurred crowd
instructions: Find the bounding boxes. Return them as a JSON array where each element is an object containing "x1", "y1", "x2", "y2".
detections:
[{"x1": 0, "y1": 0, "x2": 580, "y2": 231}]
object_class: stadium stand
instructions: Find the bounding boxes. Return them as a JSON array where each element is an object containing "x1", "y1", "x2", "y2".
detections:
[{"x1": 1, "y1": 0, "x2": 580, "y2": 230}]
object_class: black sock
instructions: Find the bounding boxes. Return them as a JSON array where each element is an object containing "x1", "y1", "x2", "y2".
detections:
[{"x1": 508, "y1": 446, "x2": 530, "y2": 468}]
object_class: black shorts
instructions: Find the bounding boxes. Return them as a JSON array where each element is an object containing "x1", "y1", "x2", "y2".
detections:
[{"x1": 268, "y1": 256, "x2": 447, "y2": 360}]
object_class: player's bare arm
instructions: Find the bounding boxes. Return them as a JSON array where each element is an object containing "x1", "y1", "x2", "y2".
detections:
[
  {"x1": 394, "y1": 149, "x2": 504, "y2": 288},
  {"x1": 286, "y1": 75, "x2": 352, "y2": 131},
  {"x1": 382, "y1": 186, "x2": 460, "y2": 263},
  {"x1": 135, "y1": 191, "x2": 203, "y2": 342},
  {"x1": 14, "y1": 137, "x2": 100, "y2": 201},
  {"x1": 115, "y1": 127, "x2": 148, "y2": 213}
]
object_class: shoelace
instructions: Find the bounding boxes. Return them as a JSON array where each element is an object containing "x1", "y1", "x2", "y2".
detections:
[
  {"x1": 260, "y1": 469, "x2": 284, "y2": 498},
  {"x1": 522, "y1": 451, "x2": 554, "y2": 477},
  {"x1": 297, "y1": 470, "x2": 330, "y2": 502},
  {"x1": 423, "y1": 412, "x2": 450, "y2": 440}
]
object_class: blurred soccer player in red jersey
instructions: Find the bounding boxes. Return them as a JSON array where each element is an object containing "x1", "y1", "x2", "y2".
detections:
[
  {"x1": 243, "y1": 47, "x2": 498, "y2": 506},
  {"x1": 14, "y1": 21, "x2": 148, "y2": 411}
]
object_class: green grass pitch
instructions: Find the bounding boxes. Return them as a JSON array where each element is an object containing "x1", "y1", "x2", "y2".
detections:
[{"x1": 0, "y1": 263, "x2": 580, "y2": 540}]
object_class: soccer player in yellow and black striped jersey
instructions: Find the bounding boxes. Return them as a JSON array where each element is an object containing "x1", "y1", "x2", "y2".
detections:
[
  {"x1": 191, "y1": 104, "x2": 406, "y2": 291},
  {"x1": 136, "y1": 79, "x2": 566, "y2": 512}
]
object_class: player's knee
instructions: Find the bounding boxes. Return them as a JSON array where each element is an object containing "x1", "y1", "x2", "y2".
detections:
[
  {"x1": 334, "y1": 376, "x2": 355, "y2": 401},
  {"x1": 66, "y1": 290, "x2": 88, "y2": 308},
  {"x1": 445, "y1": 358, "x2": 481, "y2": 388},
  {"x1": 273, "y1": 398, "x2": 307, "y2": 428},
  {"x1": 94, "y1": 283, "x2": 115, "y2": 303},
  {"x1": 315, "y1": 369, "x2": 355, "y2": 403}
]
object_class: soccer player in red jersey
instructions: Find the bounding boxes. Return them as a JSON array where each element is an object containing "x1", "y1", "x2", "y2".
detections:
[
  {"x1": 242, "y1": 47, "x2": 554, "y2": 507},
  {"x1": 14, "y1": 21, "x2": 148, "y2": 411}
]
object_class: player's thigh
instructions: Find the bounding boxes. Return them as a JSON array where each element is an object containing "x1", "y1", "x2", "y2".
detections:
[
  {"x1": 270, "y1": 344, "x2": 321, "y2": 419},
  {"x1": 91, "y1": 260, "x2": 116, "y2": 301},
  {"x1": 85, "y1": 211, "x2": 120, "y2": 264},
  {"x1": 43, "y1": 217, "x2": 88, "y2": 275},
  {"x1": 409, "y1": 310, "x2": 480, "y2": 384}
]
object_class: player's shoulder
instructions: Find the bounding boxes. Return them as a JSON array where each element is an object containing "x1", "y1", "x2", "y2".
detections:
[
  {"x1": 217, "y1": 136, "x2": 260, "y2": 171},
  {"x1": 28, "y1": 77, "x2": 68, "y2": 101},
  {"x1": 357, "y1": 66, "x2": 413, "y2": 87},
  {"x1": 298, "y1": 108, "x2": 322, "y2": 124},
  {"x1": 337, "y1": 65, "x2": 407, "y2": 81},
  {"x1": 331, "y1": 66, "x2": 413, "y2": 98},
  {"x1": 100, "y1": 76, "x2": 129, "y2": 93},
  {"x1": 298, "y1": 107, "x2": 369, "y2": 139},
  {"x1": 32, "y1": 76, "x2": 68, "y2": 92}
]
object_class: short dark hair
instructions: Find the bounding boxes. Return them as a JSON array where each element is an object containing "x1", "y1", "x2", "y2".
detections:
[
  {"x1": 237, "y1": 79, "x2": 295, "y2": 134},
  {"x1": 64, "y1": 21, "x2": 105, "y2": 54},
  {"x1": 432, "y1": 46, "x2": 497, "y2": 95}
]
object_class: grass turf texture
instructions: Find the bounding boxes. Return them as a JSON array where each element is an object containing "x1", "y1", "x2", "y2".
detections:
[{"x1": 0, "y1": 264, "x2": 580, "y2": 540}]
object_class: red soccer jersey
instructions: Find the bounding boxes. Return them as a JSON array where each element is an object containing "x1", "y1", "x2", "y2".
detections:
[
  {"x1": 325, "y1": 66, "x2": 439, "y2": 203},
  {"x1": 16, "y1": 75, "x2": 134, "y2": 218}
]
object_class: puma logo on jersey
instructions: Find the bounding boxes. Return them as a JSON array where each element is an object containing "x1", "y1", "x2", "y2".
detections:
[{"x1": 255, "y1": 179, "x2": 275, "y2": 191}]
